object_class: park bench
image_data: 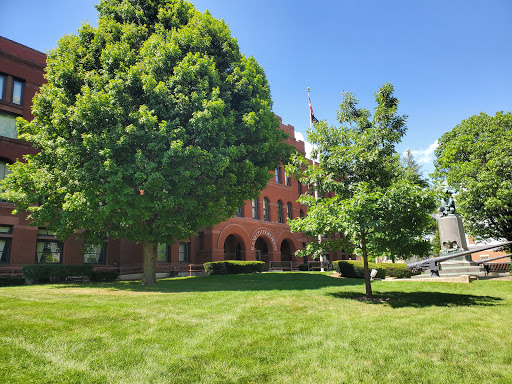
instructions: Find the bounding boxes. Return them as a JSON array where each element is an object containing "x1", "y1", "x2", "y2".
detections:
[
  {"x1": 269, "y1": 261, "x2": 293, "y2": 271},
  {"x1": 483, "y1": 262, "x2": 510, "y2": 275},
  {"x1": 188, "y1": 264, "x2": 204, "y2": 276},
  {"x1": 0, "y1": 265, "x2": 23, "y2": 277},
  {"x1": 308, "y1": 261, "x2": 331, "y2": 271}
]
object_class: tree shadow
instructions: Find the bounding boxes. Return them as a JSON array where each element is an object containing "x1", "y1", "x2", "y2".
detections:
[
  {"x1": 328, "y1": 291, "x2": 503, "y2": 308},
  {"x1": 53, "y1": 272, "x2": 363, "y2": 293}
]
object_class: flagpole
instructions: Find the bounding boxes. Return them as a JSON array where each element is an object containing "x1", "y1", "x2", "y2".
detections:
[{"x1": 308, "y1": 87, "x2": 325, "y2": 272}]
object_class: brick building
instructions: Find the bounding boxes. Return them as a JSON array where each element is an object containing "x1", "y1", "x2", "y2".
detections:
[{"x1": 0, "y1": 36, "x2": 347, "y2": 276}]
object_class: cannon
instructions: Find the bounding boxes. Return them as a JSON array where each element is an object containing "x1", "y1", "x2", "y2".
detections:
[{"x1": 407, "y1": 241, "x2": 512, "y2": 277}]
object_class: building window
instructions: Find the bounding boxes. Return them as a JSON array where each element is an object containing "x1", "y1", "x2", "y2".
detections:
[
  {"x1": 36, "y1": 229, "x2": 63, "y2": 264},
  {"x1": 0, "y1": 160, "x2": 11, "y2": 181},
  {"x1": 275, "y1": 168, "x2": 281, "y2": 183},
  {"x1": 236, "y1": 207, "x2": 244, "y2": 217},
  {"x1": 252, "y1": 199, "x2": 259, "y2": 220},
  {"x1": 298, "y1": 181, "x2": 302, "y2": 196},
  {"x1": 179, "y1": 242, "x2": 189, "y2": 262},
  {"x1": 0, "y1": 226, "x2": 13, "y2": 264},
  {"x1": 0, "y1": 113, "x2": 17, "y2": 139},
  {"x1": 277, "y1": 200, "x2": 283, "y2": 223},
  {"x1": 263, "y1": 198, "x2": 270, "y2": 221},
  {"x1": 157, "y1": 243, "x2": 169, "y2": 262},
  {"x1": 287, "y1": 202, "x2": 293, "y2": 220},
  {"x1": 300, "y1": 209, "x2": 304, "y2": 218},
  {"x1": 12, "y1": 79, "x2": 23, "y2": 105},
  {"x1": 0, "y1": 75, "x2": 5, "y2": 100},
  {"x1": 285, "y1": 171, "x2": 291, "y2": 186},
  {"x1": 84, "y1": 243, "x2": 106, "y2": 264}
]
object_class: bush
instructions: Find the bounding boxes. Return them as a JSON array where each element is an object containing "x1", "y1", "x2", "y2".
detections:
[
  {"x1": 90, "y1": 270, "x2": 119, "y2": 282},
  {"x1": 332, "y1": 260, "x2": 386, "y2": 279},
  {"x1": 204, "y1": 261, "x2": 264, "y2": 276},
  {"x1": 22, "y1": 264, "x2": 93, "y2": 283},
  {"x1": 380, "y1": 263, "x2": 420, "y2": 278},
  {"x1": 298, "y1": 263, "x2": 309, "y2": 271},
  {"x1": 0, "y1": 276, "x2": 26, "y2": 286}
]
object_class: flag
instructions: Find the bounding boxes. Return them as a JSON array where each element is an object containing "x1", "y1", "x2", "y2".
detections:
[{"x1": 309, "y1": 96, "x2": 319, "y2": 123}]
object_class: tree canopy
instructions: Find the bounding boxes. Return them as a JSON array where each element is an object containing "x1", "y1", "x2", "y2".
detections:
[
  {"x1": 287, "y1": 83, "x2": 436, "y2": 297},
  {"x1": 0, "y1": 0, "x2": 290, "y2": 284},
  {"x1": 434, "y1": 111, "x2": 512, "y2": 242}
]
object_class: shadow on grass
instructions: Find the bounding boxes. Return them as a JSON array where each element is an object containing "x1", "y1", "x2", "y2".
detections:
[
  {"x1": 54, "y1": 272, "x2": 363, "y2": 293},
  {"x1": 328, "y1": 291, "x2": 503, "y2": 308}
]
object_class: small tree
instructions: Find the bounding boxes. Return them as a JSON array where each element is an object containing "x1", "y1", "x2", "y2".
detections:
[
  {"x1": 287, "y1": 83, "x2": 436, "y2": 297},
  {"x1": 434, "y1": 111, "x2": 512, "y2": 242},
  {"x1": 0, "y1": 0, "x2": 290, "y2": 284}
]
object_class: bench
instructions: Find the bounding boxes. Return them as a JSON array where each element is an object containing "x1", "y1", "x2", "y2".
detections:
[
  {"x1": 269, "y1": 261, "x2": 293, "y2": 271},
  {"x1": 188, "y1": 264, "x2": 204, "y2": 276},
  {"x1": 308, "y1": 261, "x2": 332, "y2": 271},
  {"x1": 0, "y1": 266, "x2": 23, "y2": 277},
  {"x1": 484, "y1": 262, "x2": 510, "y2": 275}
]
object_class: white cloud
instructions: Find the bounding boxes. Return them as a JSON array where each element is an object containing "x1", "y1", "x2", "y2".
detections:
[{"x1": 408, "y1": 139, "x2": 439, "y2": 164}]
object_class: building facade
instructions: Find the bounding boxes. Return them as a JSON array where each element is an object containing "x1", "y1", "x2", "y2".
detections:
[{"x1": 0, "y1": 37, "x2": 348, "y2": 276}]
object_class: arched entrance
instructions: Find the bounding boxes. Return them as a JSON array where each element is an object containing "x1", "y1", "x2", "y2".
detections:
[
  {"x1": 254, "y1": 237, "x2": 271, "y2": 269},
  {"x1": 280, "y1": 239, "x2": 295, "y2": 262},
  {"x1": 224, "y1": 234, "x2": 245, "y2": 260}
]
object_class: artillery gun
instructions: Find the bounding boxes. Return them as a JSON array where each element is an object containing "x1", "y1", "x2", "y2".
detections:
[{"x1": 407, "y1": 241, "x2": 512, "y2": 277}]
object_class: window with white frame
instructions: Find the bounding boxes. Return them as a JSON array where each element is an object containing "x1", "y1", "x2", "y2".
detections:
[{"x1": 36, "y1": 229, "x2": 62, "y2": 264}]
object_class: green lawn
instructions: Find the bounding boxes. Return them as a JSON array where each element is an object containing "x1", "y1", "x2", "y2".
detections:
[{"x1": 1, "y1": 273, "x2": 511, "y2": 384}]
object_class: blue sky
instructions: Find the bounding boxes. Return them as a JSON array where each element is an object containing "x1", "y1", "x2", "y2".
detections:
[{"x1": 2, "y1": 0, "x2": 511, "y2": 176}]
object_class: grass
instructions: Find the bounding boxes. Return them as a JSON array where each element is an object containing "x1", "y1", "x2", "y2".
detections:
[{"x1": 0, "y1": 272, "x2": 511, "y2": 383}]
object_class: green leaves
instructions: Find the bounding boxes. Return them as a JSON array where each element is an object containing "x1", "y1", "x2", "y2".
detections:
[
  {"x1": 434, "y1": 111, "x2": 512, "y2": 241},
  {"x1": 0, "y1": 0, "x2": 291, "y2": 250},
  {"x1": 287, "y1": 83, "x2": 436, "y2": 265}
]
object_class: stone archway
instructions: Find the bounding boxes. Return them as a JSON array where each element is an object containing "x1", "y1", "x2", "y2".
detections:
[
  {"x1": 254, "y1": 236, "x2": 271, "y2": 270},
  {"x1": 280, "y1": 239, "x2": 295, "y2": 262},
  {"x1": 224, "y1": 234, "x2": 245, "y2": 261}
]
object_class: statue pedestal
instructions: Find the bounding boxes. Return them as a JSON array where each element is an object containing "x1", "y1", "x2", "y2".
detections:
[{"x1": 438, "y1": 215, "x2": 470, "y2": 261}]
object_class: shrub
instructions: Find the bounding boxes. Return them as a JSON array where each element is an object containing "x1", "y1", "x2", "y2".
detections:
[
  {"x1": 22, "y1": 264, "x2": 93, "y2": 283},
  {"x1": 332, "y1": 260, "x2": 386, "y2": 279},
  {"x1": 380, "y1": 263, "x2": 420, "y2": 278},
  {"x1": 0, "y1": 276, "x2": 26, "y2": 286},
  {"x1": 90, "y1": 270, "x2": 119, "y2": 282},
  {"x1": 204, "y1": 261, "x2": 264, "y2": 276},
  {"x1": 298, "y1": 263, "x2": 309, "y2": 271}
]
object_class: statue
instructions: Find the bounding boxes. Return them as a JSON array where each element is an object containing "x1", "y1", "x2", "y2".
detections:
[{"x1": 439, "y1": 189, "x2": 456, "y2": 216}]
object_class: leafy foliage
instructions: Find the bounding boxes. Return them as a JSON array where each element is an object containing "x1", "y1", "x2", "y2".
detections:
[
  {"x1": 434, "y1": 111, "x2": 512, "y2": 242},
  {"x1": 332, "y1": 260, "x2": 386, "y2": 279},
  {"x1": 22, "y1": 264, "x2": 93, "y2": 283},
  {"x1": 203, "y1": 260, "x2": 264, "y2": 275},
  {"x1": 1, "y1": 0, "x2": 290, "y2": 284},
  {"x1": 287, "y1": 83, "x2": 436, "y2": 296}
]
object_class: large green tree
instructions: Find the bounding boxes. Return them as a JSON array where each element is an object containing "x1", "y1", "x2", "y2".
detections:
[
  {"x1": 287, "y1": 83, "x2": 436, "y2": 297},
  {"x1": 434, "y1": 111, "x2": 512, "y2": 242},
  {"x1": 0, "y1": 0, "x2": 290, "y2": 284}
]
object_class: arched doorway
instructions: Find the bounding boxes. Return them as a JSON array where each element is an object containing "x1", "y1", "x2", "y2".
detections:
[
  {"x1": 224, "y1": 234, "x2": 245, "y2": 260},
  {"x1": 280, "y1": 239, "x2": 295, "y2": 262},
  {"x1": 254, "y1": 237, "x2": 270, "y2": 269}
]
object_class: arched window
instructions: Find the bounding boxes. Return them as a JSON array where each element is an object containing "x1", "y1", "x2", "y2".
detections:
[
  {"x1": 275, "y1": 167, "x2": 281, "y2": 183},
  {"x1": 252, "y1": 199, "x2": 260, "y2": 220},
  {"x1": 263, "y1": 198, "x2": 270, "y2": 221},
  {"x1": 287, "y1": 202, "x2": 293, "y2": 220},
  {"x1": 277, "y1": 200, "x2": 283, "y2": 223},
  {"x1": 300, "y1": 209, "x2": 305, "y2": 218}
]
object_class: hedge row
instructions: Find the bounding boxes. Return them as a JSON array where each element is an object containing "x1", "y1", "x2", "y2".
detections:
[
  {"x1": 90, "y1": 270, "x2": 119, "y2": 282},
  {"x1": 204, "y1": 261, "x2": 264, "y2": 275},
  {"x1": 332, "y1": 260, "x2": 420, "y2": 279},
  {"x1": 0, "y1": 276, "x2": 26, "y2": 286},
  {"x1": 22, "y1": 264, "x2": 94, "y2": 283},
  {"x1": 332, "y1": 260, "x2": 386, "y2": 279}
]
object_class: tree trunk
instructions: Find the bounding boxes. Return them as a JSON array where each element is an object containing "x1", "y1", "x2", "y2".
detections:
[
  {"x1": 142, "y1": 242, "x2": 157, "y2": 285},
  {"x1": 361, "y1": 232, "x2": 373, "y2": 298}
]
